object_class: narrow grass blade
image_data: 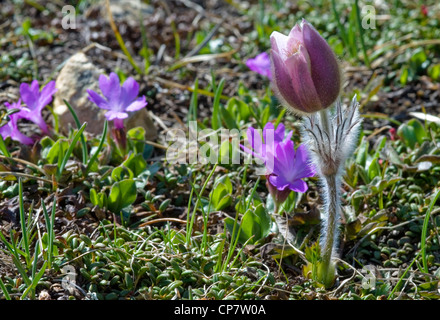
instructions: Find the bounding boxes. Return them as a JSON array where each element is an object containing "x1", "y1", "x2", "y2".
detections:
[
  {"x1": 56, "y1": 122, "x2": 87, "y2": 181},
  {"x1": 46, "y1": 105, "x2": 59, "y2": 133},
  {"x1": 420, "y1": 189, "x2": 440, "y2": 273},
  {"x1": 0, "y1": 134, "x2": 11, "y2": 157},
  {"x1": 21, "y1": 262, "x2": 47, "y2": 300},
  {"x1": 187, "y1": 178, "x2": 210, "y2": 254},
  {"x1": 330, "y1": 0, "x2": 349, "y2": 54},
  {"x1": 18, "y1": 178, "x2": 31, "y2": 266},
  {"x1": 11, "y1": 255, "x2": 31, "y2": 287},
  {"x1": 222, "y1": 177, "x2": 260, "y2": 273},
  {"x1": 188, "y1": 79, "x2": 199, "y2": 124},
  {"x1": 138, "y1": 4, "x2": 151, "y2": 74},
  {"x1": 86, "y1": 120, "x2": 108, "y2": 174},
  {"x1": 186, "y1": 164, "x2": 218, "y2": 245},
  {"x1": 354, "y1": 0, "x2": 371, "y2": 67},
  {"x1": 42, "y1": 198, "x2": 56, "y2": 269},
  {"x1": 31, "y1": 240, "x2": 40, "y2": 282},
  {"x1": 387, "y1": 250, "x2": 421, "y2": 299},
  {"x1": 212, "y1": 78, "x2": 225, "y2": 130},
  {"x1": 347, "y1": 3, "x2": 358, "y2": 58},
  {"x1": 63, "y1": 99, "x2": 88, "y2": 163},
  {"x1": 0, "y1": 277, "x2": 11, "y2": 300}
]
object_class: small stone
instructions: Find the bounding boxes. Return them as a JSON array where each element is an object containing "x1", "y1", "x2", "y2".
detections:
[{"x1": 53, "y1": 52, "x2": 105, "y2": 135}]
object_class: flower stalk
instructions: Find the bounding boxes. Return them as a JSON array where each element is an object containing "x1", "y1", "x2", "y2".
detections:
[{"x1": 302, "y1": 97, "x2": 361, "y2": 287}]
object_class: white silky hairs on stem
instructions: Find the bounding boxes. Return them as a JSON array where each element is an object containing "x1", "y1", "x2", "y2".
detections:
[{"x1": 300, "y1": 95, "x2": 362, "y2": 287}]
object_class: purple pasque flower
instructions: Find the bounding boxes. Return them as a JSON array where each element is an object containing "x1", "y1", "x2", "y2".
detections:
[
  {"x1": 246, "y1": 52, "x2": 272, "y2": 80},
  {"x1": 270, "y1": 19, "x2": 341, "y2": 114},
  {"x1": 0, "y1": 100, "x2": 34, "y2": 145},
  {"x1": 87, "y1": 72, "x2": 147, "y2": 129},
  {"x1": 19, "y1": 80, "x2": 57, "y2": 133}
]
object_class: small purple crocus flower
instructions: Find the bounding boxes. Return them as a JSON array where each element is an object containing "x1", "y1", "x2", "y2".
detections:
[
  {"x1": 19, "y1": 80, "x2": 57, "y2": 133},
  {"x1": 267, "y1": 140, "x2": 315, "y2": 193},
  {"x1": 241, "y1": 122, "x2": 292, "y2": 166},
  {"x1": 241, "y1": 122, "x2": 315, "y2": 196},
  {"x1": 87, "y1": 72, "x2": 148, "y2": 129},
  {"x1": 0, "y1": 100, "x2": 34, "y2": 145},
  {"x1": 246, "y1": 52, "x2": 272, "y2": 80}
]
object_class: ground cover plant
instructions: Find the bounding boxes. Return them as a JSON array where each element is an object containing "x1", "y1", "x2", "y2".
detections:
[{"x1": 0, "y1": 0, "x2": 440, "y2": 301}]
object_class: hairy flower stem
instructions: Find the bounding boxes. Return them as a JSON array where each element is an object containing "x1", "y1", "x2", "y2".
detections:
[
  {"x1": 302, "y1": 96, "x2": 361, "y2": 288},
  {"x1": 320, "y1": 173, "x2": 341, "y2": 287},
  {"x1": 317, "y1": 109, "x2": 340, "y2": 287}
]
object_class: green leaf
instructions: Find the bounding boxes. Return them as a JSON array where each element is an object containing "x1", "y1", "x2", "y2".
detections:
[
  {"x1": 428, "y1": 64, "x2": 440, "y2": 81},
  {"x1": 220, "y1": 107, "x2": 238, "y2": 130},
  {"x1": 188, "y1": 78, "x2": 198, "y2": 124},
  {"x1": 368, "y1": 157, "x2": 381, "y2": 181},
  {"x1": 218, "y1": 140, "x2": 232, "y2": 165},
  {"x1": 400, "y1": 67, "x2": 409, "y2": 85},
  {"x1": 90, "y1": 188, "x2": 106, "y2": 208},
  {"x1": 355, "y1": 137, "x2": 369, "y2": 167},
  {"x1": 408, "y1": 118, "x2": 427, "y2": 145},
  {"x1": 410, "y1": 48, "x2": 427, "y2": 69},
  {"x1": 260, "y1": 106, "x2": 271, "y2": 128},
  {"x1": 21, "y1": 18, "x2": 31, "y2": 36},
  {"x1": 40, "y1": 136, "x2": 55, "y2": 149},
  {"x1": 240, "y1": 204, "x2": 271, "y2": 244},
  {"x1": 224, "y1": 217, "x2": 247, "y2": 245},
  {"x1": 0, "y1": 135, "x2": 11, "y2": 157},
  {"x1": 226, "y1": 98, "x2": 250, "y2": 123},
  {"x1": 122, "y1": 153, "x2": 147, "y2": 176},
  {"x1": 111, "y1": 166, "x2": 134, "y2": 182},
  {"x1": 107, "y1": 179, "x2": 137, "y2": 213},
  {"x1": 217, "y1": 175, "x2": 233, "y2": 193},
  {"x1": 397, "y1": 123, "x2": 417, "y2": 149},
  {"x1": 127, "y1": 127, "x2": 146, "y2": 154},
  {"x1": 46, "y1": 139, "x2": 69, "y2": 164},
  {"x1": 212, "y1": 78, "x2": 225, "y2": 130},
  {"x1": 90, "y1": 188, "x2": 99, "y2": 206},
  {"x1": 210, "y1": 182, "x2": 231, "y2": 211}
]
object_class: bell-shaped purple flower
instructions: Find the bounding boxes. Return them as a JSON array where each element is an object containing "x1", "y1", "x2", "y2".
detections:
[
  {"x1": 241, "y1": 122, "x2": 315, "y2": 196},
  {"x1": 266, "y1": 140, "x2": 315, "y2": 193},
  {"x1": 241, "y1": 122, "x2": 292, "y2": 166},
  {"x1": 87, "y1": 72, "x2": 147, "y2": 129},
  {"x1": 270, "y1": 19, "x2": 341, "y2": 114},
  {"x1": 0, "y1": 100, "x2": 34, "y2": 145},
  {"x1": 19, "y1": 80, "x2": 57, "y2": 133},
  {"x1": 246, "y1": 52, "x2": 272, "y2": 80}
]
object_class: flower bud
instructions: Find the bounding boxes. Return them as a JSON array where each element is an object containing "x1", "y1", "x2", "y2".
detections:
[{"x1": 270, "y1": 19, "x2": 342, "y2": 114}]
